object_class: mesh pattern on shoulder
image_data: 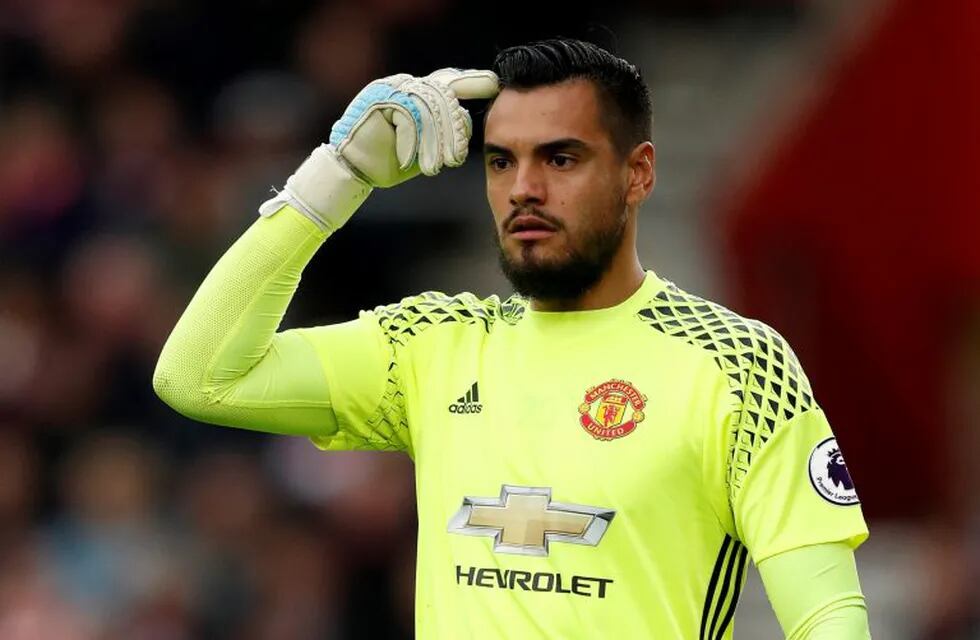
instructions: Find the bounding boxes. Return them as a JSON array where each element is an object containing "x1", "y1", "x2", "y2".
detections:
[
  {"x1": 327, "y1": 359, "x2": 412, "y2": 452},
  {"x1": 635, "y1": 282, "x2": 815, "y2": 504},
  {"x1": 352, "y1": 291, "x2": 526, "y2": 449},
  {"x1": 375, "y1": 291, "x2": 510, "y2": 345}
]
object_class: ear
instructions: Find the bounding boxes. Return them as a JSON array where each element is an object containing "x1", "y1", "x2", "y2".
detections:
[{"x1": 625, "y1": 141, "x2": 655, "y2": 208}]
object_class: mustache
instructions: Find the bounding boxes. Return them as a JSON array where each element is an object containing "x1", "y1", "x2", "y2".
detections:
[{"x1": 504, "y1": 207, "x2": 564, "y2": 231}]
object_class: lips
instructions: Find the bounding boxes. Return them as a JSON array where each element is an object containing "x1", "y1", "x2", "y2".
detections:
[{"x1": 508, "y1": 214, "x2": 558, "y2": 240}]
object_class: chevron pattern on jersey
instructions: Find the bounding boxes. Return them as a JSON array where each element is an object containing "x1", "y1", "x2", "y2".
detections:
[
  {"x1": 374, "y1": 291, "x2": 527, "y2": 345},
  {"x1": 636, "y1": 282, "x2": 815, "y2": 501},
  {"x1": 499, "y1": 295, "x2": 528, "y2": 325},
  {"x1": 352, "y1": 291, "x2": 526, "y2": 450},
  {"x1": 332, "y1": 358, "x2": 411, "y2": 452}
]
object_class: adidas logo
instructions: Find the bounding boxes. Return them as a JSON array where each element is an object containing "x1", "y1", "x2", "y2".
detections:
[{"x1": 448, "y1": 382, "x2": 483, "y2": 414}]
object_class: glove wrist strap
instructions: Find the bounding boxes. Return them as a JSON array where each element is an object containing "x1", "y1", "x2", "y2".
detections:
[{"x1": 259, "y1": 144, "x2": 372, "y2": 233}]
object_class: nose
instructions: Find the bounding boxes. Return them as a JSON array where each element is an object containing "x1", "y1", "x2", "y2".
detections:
[{"x1": 509, "y1": 163, "x2": 546, "y2": 208}]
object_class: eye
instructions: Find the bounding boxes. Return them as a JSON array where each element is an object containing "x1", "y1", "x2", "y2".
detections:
[
  {"x1": 549, "y1": 154, "x2": 577, "y2": 169},
  {"x1": 487, "y1": 156, "x2": 512, "y2": 171}
]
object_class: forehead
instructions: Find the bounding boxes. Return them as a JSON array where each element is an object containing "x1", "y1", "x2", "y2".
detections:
[{"x1": 484, "y1": 79, "x2": 607, "y2": 148}]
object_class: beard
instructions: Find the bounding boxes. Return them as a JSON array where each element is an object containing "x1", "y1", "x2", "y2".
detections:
[{"x1": 496, "y1": 202, "x2": 628, "y2": 301}]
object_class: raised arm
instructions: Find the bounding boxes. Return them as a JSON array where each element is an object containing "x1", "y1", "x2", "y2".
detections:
[
  {"x1": 153, "y1": 68, "x2": 499, "y2": 437},
  {"x1": 152, "y1": 205, "x2": 340, "y2": 436}
]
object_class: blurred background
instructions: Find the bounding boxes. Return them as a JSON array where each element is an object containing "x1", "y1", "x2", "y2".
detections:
[{"x1": 0, "y1": 0, "x2": 977, "y2": 637}]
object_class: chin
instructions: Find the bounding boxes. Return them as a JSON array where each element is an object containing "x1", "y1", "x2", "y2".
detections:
[
  {"x1": 508, "y1": 247, "x2": 550, "y2": 271},
  {"x1": 512, "y1": 237, "x2": 564, "y2": 260},
  {"x1": 516, "y1": 250, "x2": 575, "y2": 277}
]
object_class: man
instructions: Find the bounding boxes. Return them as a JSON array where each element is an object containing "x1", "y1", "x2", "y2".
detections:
[{"x1": 154, "y1": 38, "x2": 871, "y2": 639}]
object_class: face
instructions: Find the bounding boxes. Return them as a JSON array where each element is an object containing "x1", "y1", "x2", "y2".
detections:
[{"x1": 483, "y1": 79, "x2": 652, "y2": 300}]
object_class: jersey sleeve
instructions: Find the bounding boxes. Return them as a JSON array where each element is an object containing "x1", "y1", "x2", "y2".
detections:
[
  {"x1": 727, "y1": 324, "x2": 869, "y2": 563},
  {"x1": 298, "y1": 308, "x2": 412, "y2": 454}
]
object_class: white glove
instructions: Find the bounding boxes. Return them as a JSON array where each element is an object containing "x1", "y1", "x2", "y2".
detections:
[{"x1": 259, "y1": 68, "x2": 499, "y2": 233}]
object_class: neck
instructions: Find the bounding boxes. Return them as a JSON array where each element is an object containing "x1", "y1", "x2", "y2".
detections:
[{"x1": 530, "y1": 225, "x2": 645, "y2": 312}]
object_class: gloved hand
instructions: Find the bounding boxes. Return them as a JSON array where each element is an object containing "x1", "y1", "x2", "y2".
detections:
[{"x1": 259, "y1": 68, "x2": 499, "y2": 233}]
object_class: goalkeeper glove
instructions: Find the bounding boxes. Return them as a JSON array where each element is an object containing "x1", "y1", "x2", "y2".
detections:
[{"x1": 259, "y1": 68, "x2": 499, "y2": 232}]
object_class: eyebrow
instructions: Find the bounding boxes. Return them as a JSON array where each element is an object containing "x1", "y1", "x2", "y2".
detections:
[{"x1": 483, "y1": 138, "x2": 590, "y2": 157}]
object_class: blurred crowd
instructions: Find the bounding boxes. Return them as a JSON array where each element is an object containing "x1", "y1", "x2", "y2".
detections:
[{"x1": 0, "y1": 0, "x2": 562, "y2": 637}]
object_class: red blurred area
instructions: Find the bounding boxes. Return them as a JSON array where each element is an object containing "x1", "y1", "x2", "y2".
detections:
[{"x1": 719, "y1": 0, "x2": 980, "y2": 520}]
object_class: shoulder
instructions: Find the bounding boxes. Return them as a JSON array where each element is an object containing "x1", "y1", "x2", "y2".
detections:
[
  {"x1": 636, "y1": 280, "x2": 815, "y2": 414},
  {"x1": 369, "y1": 290, "x2": 528, "y2": 345}
]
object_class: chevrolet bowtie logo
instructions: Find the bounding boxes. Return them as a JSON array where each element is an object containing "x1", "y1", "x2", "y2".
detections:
[{"x1": 447, "y1": 485, "x2": 615, "y2": 556}]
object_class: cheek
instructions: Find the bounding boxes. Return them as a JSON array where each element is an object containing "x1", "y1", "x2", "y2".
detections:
[
  {"x1": 486, "y1": 179, "x2": 510, "y2": 223},
  {"x1": 554, "y1": 171, "x2": 613, "y2": 217},
  {"x1": 559, "y1": 164, "x2": 616, "y2": 201}
]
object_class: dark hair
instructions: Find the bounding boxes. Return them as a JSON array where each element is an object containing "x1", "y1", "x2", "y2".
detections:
[{"x1": 491, "y1": 37, "x2": 653, "y2": 155}]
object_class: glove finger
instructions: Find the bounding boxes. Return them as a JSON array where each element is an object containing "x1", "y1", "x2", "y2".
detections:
[
  {"x1": 426, "y1": 80, "x2": 473, "y2": 168},
  {"x1": 444, "y1": 103, "x2": 472, "y2": 167},
  {"x1": 404, "y1": 83, "x2": 444, "y2": 176},
  {"x1": 411, "y1": 77, "x2": 462, "y2": 168},
  {"x1": 377, "y1": 73, "x2": 414, "y2": 89},
  {"x1": 426, "y1": 68, "x2": 500, "y2": 100},
  {"x1": 329, "y1": 75, "x2": 416, "y2": 149},
  {"x1": 389, "y1": 107, "x2": 419, "y2": 170},
  {"x1": 374, "y1": 84, "x2": 431, "y2": 173}
]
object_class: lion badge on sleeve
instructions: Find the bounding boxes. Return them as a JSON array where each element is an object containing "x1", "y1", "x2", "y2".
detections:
[{"x1": 808, "y1": 437, "x2": 860, "y2": 505}]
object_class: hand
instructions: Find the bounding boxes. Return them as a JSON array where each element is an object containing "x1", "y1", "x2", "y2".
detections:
[
  {"x1": 259, "y1": 68, "x2": 499, "y2": 233},
  {"x1": 331, "y1": 68, "x2": 500, "y2": 186}
]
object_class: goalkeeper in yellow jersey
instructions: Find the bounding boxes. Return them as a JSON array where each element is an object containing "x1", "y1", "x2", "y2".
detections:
[{"x1": 154, "y1": 37, "x2": 871, "y2": 639}]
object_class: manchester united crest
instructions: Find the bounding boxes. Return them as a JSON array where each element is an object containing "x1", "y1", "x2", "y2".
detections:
[{"x1": 578, "y1": 379, "x2": 646, "y2": 441}]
